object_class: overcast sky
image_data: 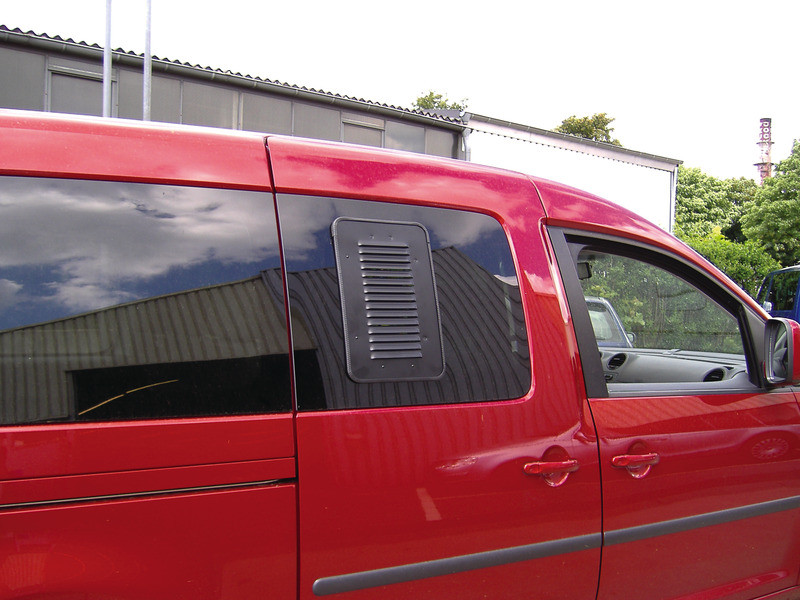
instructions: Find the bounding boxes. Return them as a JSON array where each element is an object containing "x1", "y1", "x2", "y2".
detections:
[{"x1": 3, "y1": 0, "x2": 798, "y2": 180}]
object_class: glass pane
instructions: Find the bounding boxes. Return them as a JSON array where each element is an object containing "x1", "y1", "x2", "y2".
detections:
[
  {"x1": 182, "y1": 81, "x2": 237, "y2": 128},
  {"x1": 425, "y1": 129, "x2": 456, "y2": 157},
  {"x1": 278, "y1": 194, "x2": 530, "y2": 410},
  {"x1": 293, "y1": 103, "x2": 340, "y2": 141},
  {"x1": 118, "y1": 71, "x2": 182, "y2": 124},
  {"x1": 0, "y1": 177, "x2": 289, "y2": 424},
  {"x1": 342, "y1": 113, "x2": 383, "y2": 128},
  {"x1": 242, "y1": 93, "x2": 292, "y2": 134},
  {"x1": 386, "y1": 121, "x2": 425, "y2": 153},
  {"x1": 577, "y1": 249, "x2": 747, "y2": 386},
  {"x1": 50, "y1": 73, "x2": 102, "y2": 117},
  {"x1": 0, "y1": 48, "x2": 45, "y2": 111},
  {"x1": 150, "y1": 76, "x2": 182, "y2": 124},
  {"x1": 117, "y1": 67, "x2": 143, "y2": 119},
  {"x1": 342, "y1": 123, "x2": 382, "y2": 147}
]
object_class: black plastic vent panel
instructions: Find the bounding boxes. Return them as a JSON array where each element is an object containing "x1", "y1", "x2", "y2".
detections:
[
  {"x1": 703, "y1": 367, "x2": 726, "y2": 382},
  {"x1": 332, "y1": 217, "x2": 445, "y2": 383},
  {"x1": 608, "y1": 353, "x2": 627, "y2": 370}
]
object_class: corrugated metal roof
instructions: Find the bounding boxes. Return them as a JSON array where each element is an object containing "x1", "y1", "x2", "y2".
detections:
[{"x1": 0, "y1": 25, "x2": 463, "y2": 129}]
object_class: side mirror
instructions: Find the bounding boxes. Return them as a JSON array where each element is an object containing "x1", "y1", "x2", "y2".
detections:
[
  {"x1": 576, "y1": 261, "x2": 592, "y2": 280},
  {"x1": 764, "y1": 318, "x2": 800, "y2": 386}
]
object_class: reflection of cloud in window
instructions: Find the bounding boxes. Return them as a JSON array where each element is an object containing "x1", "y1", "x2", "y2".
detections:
[
  {"x1": 276, "y1": 196, "x2": 338, "y2": 259},
  {"x1": 278, "y1": 195, "x2": 497, "y2": 255},
  {"x1": 0, "y1": 178, "x2": 280, "y2": 313},
  {"x1": 0, "y1": 278, "x2": 22, "y2": 312},
  {"x1": 46, "y1": 281, "x2": 138, "y2": 313}
]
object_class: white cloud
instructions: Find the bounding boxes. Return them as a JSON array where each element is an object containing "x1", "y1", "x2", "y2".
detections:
[{"x1": 0, "y1": 278, "x2": 23, "y2": 312}]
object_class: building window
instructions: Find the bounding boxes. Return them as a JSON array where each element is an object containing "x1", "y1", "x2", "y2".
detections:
[
  {"x1": 386, "y1": 121, "x2": 425, "y2": 154},
  {"x1": 48, "y1": 66, "x2": 104, "y2": 117},
  {"x1": 242, "y1": 92, "x2": 292, "y2": 135},
  {"x1": 181, "y1": 81, "x2": 238, "y2": 128},
  {"x1": 294, "y1": 103, "x2": 341, "y2": 141},
  {"x1": 425, "y1": 129, "x2": 457, "y2": 158}
]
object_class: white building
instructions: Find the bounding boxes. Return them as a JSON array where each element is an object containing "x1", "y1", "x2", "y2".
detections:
[{"x1": 462, "y1": 113, "x2": 681, "y2": 232}]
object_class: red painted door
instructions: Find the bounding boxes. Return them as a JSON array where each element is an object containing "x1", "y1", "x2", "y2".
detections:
[
  {"x1": 554, "y1": 232, "x2": 800, "y2": 600},
  {"x1": 593, "y1": 389, "x2": 800, "y2": 600},
  {"x1": 0, "y1": 176, "x2": 297, "y2": 598},
  {"x1": 268, "y1": 137, "x2": 603, "y2": 600}
]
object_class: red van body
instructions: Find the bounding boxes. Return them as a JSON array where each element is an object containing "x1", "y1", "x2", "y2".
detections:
[{"x1": 1, "y1": 110, "x2": 799, "y2": 600}]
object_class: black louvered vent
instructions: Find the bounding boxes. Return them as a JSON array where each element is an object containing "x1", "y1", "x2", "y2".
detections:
[
  {"x1": 703, "y1": 368, "x2": 726, "y2": 382},
  {"x1": 333, "y1": 218, "x2": 445, "y2": 382},
  {"x1": 360, "y1": 241, "x2": 422, "y2": 360},
  {"x1": 608, "y1": 353, "x2": 627, "y2": 370}
]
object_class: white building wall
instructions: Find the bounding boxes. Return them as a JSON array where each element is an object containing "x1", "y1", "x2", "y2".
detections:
[{"x1": 465, "y1": 117, "x2": 680, "y2": 233}]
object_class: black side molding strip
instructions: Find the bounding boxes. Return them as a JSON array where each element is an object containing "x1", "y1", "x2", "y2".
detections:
[
  {"x1": 312, "y1": 532, "x2": 602, "y2": 596},
  {"x1": 313, "y1": 493, "x2": 800, "y2": 596},
  {"x1": 605, "y1": 494, "x2": 800, "y2": 546}
]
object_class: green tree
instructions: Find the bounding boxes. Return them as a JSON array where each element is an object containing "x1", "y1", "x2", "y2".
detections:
[
  {"x1": 681, "y1": 229, "x2": 780, "y2": 297},
  {"x1": 413, "y1": 91, "x2": 466, "y2": 111},
  {"x1": 674, "y1": 167, "x2": 757, "y2": 241},
  {"x1": 742, "y1": 141, "x2": 800, "y2": 266},
  {"x1": 554, "y1": 113, "x2": 622, "y2": 146},
  {"x1": 720, "y1": 177, "x2": 759, "y2": 242}
]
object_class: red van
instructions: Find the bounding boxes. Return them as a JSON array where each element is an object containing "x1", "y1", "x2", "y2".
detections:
[{"x1": 1, "y1": 109, "x2": 799, "y2": 600}]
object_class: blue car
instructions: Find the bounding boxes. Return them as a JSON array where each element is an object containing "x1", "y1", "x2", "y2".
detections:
[{"x1": 757, "y1": 266, "x2": 800, "y2": 320}]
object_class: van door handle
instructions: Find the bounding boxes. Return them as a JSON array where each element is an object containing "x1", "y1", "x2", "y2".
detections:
[
  {"x1": 611, "y1": 452, "x2": 659, "y2": 479},
  {"x1": 611, "y1": 453, "x2": 659, "y2": 468},
  {"x1": 523, "y1": 459, "x2": 579, "y2": 487},
  {"x1": 523, "y1": 459, "x2": 579, "y2": 475}
]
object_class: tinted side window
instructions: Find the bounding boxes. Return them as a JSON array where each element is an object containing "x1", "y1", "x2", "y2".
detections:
[
  {"x1": 579, "y1": 251, "x2": 743, "y2": 354},
  {"x1": 565, "y1": 240, "x2": 754, "y2": 395},
  {"x1": 0, "y1": 177, "x2": 290, "y2": 424},
  {"x1": 278, "y1": 195, "x2": 531, "y2": 410}
]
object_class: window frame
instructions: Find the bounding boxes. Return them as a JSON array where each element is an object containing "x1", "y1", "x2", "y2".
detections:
[{"x1": 549, "y1": 227, "x2": 765, "y2": 399}]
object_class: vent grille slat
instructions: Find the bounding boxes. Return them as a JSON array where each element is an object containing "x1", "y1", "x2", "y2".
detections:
[
  {"x1": 368, "y1": 327, "x2": 420, "y2": 336},
  {"x1": 369, "y1": 334, "x2": 421, "y2": 342},
  {"x1": 363, "y1": 281, "x2": 415, "y2": 289},
  {"x1": 371, "y1": 350, "x2": 424, "y2": 360},
  {"x1": 362, "y1": 274, "x2": 414, "y2": 280},
  {"x1": 370, "y1": 342, "x2": 423, "y2": 352},
  {"x1": 366, "y1": 302, "x2": 418, "y2": 309},
  {"x1": 369, "y1": 315, "x2": 418, "y2": 321},
  {"x1": 367, "y1": 318, "x2": 421, "y2": 327}
]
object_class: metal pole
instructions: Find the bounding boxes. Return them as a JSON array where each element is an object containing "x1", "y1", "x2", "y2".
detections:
[
  {"x1": 103, "y1": 0, "x2": 112, "y2": 117},
  {"x1": 143, "y1": 0, "x2": 152, "y2": 121}
]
